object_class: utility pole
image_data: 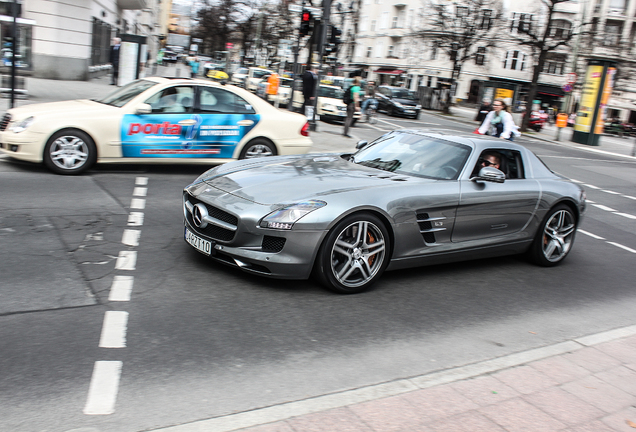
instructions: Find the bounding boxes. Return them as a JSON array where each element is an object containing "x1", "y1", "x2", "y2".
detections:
[
  {"x1": 309, "y1": 0, "x2": 331, "y2": 131},
  {"x1": 288, "y1": 0, "x2": 307, "y2": 112},
  {"x1": 10, "y1": 0, "x2": 18, "y2": 108},
  {"x1": 563, "y1": 0, "x2": 587, "y2": 115}
]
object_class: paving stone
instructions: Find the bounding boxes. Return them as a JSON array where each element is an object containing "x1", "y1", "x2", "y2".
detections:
[
  {"x1": 522, "y1": 387, "x2": 604, "y2": 426},
  {"x1": 236, "y1": 421, "x2": 296, "y2": 432},
  {"x1": 528, "y1": 355, "x2": 592, "y2": 384},
  {"x1": 594, "y1": 339, "x2": 636, "y2": 364},
  {"x1": 594, "y1": 365, "x2": 636, "y2": 396},
  {"x1": 561, "y1": 375, "x2": 634, "y2": 413},
  {"x1": 491, "y1": 365, "x2": 559, "y2": 395},
  {"x1": 559, "y1": 420, "x2": 619, "y2": 432},
  {"x1": 285, "y1": 407, "x2": 374, "y2": 432},
  {"x1": 562, "y1": 347, "x2": 622, "y2": 373},
  {"x1": 402, "y1": 385, "x2": 480, "y2": 422},
  {"x1": 479, "y1": 397, "x2": 567, "y2": 432},
  {"x1": 425, "y1": 410, "x2": 506, "y2": 432},
  {"x1": 347, "y1": 393, "x2": 431, "y2": 432},
  {"x1": 449, "y1": 375, "x2": 521, "y2": 406},
  {"x1": 600, "y1": 406, "x2": 636, "y2": 432}
]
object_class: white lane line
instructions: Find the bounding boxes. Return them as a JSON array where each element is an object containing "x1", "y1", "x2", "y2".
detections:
[
  {"x1": 115, "y1": 251, "x2": 137, "y2": 270},
  {"x1": 615, "y1": 212, "x2": 636, "y2": 220},
  {"x1": 586, "y1": 199, "x2": 596, "y2": 204},
  {"x1": 591, "y1": 204, "x2": 617, "y2": 212},
  {"x1": 133, "y1": 187, "x2": 148, "y2": 197},
  {"x1": 131, "y1": 198, "x2": 146, "y2": 209},
  {"x1": 583, "y1": 184, "x2": 600, "y2": 189},
  {"x1": 601, "y1": 190, "x2": 620, "y2": 195},
  {"x1": 122, "y1": 229, "x2": 140, "y2": 247},
  {"x1": 624, "y1": 195, "x2": 636, "y2": 201},
  {"x1": 99, "y1": 311, "x2": 129, "y2": 348},
  {"x1": 570, "y1": 178, "x2": 582, "y2": 183},
  {"x1": 127, "y1": 212, "x2": 144, "y2": 226},
  {"x1": 83, "y1": 361, "x2": 123, "y2": 415},
  {"x1": 109, "y1": 276, "x2": 134, "y2": 302},
  {"x1": 578, "y1": 229, "x2": 605, "y2": 240},
  {"x1": 607, "y1": 242, "x2": 636, "y2": 254},
  {"x1": 135, "y1": 176, "x2": 148, "y2": 186}
]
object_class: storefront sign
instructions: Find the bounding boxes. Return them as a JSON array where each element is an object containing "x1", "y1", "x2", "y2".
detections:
[{"x1": 574, "y1": 65, "x2": 603, "y2": 133}]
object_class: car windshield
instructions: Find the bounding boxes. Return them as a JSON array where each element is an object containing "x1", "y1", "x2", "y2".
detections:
[
  {"x1": 391, "y1": 88, "x2": 417, "y2": 100},
  {"x1": 94, "y1": 79, "x2": 156, "y2": 107},
  {"x1": 279, "y1": 78, "x2": 293, "y2": 87},
  {"x1": 253, "y1": 69, "x2": 270, "y2": 79},
  {"x1": 352, "y1": 133, "x2": 471, "y2": 180},
  {"x1": 319, "y1": 86, "x2": 344, "y2": 99},
  {"x1": 235, "y1": 68, "x2": 248, "y2": 75}
]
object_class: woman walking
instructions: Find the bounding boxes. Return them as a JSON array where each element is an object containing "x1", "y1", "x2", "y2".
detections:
[{"x1": 477, "y1": 98, "x2": 520, "y2": 140}]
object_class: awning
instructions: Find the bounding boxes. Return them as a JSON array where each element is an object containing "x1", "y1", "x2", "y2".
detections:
[
  {"x1": 375, "y1": 68, "x2": 405, "y2": 75},
  {"x1": 537, "y1": 84, "x2": 564, "y2": 98}
]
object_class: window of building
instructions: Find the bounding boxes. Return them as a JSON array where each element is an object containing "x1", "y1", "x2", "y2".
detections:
[
  {"x1": 392, "y1": 16, "x2": 398, "y2": 28},
  {"x1": 398, "y1": 9, "x2": 405, "y2": 27},
  {"x1": 407, "y1": 9, "x2": 414, "y2": 28},
  {"x1": 480, "y1": 10, "x2": 493, "y2": 30},
  {"x1": 366, "y1": 46, "x2": 373, "y2": 57},
  {"x1": 91, "y1": 17, "x2": 112, "y2": 66},
  {"x1": 376, "y1": 40, "x2": 384, "y2": 57},
  {"x1": 503, "y1": 50, "x2": 527, "y2": 70},
  {"x1": 608, "y1": 0, "x2": 626, "y2": 13},
  {"x1": 430, "y1": 41, "x2": 438, "y2": 60},
  {"x1": 456, "y1": 6, "x2": 468, "y2": 18},
  {"x1": 360, "y1": 16, "x2": 368, "y2": 32},
  {"x1": 605, "y1": 21, "x2": 622, "y2": 46},
  {"x1": 381, "y1": 12, "x2": 389, "y2": 29},
  {"x1": 475, "y1": 46, "x2": 486, "y2": 65},
  {"x1": 427, "y1": 76, "x2": 432, "y2": 87},
  {"x1": 510, "y1": 12, "x2": 533, "y2": 34},
  {"x1": 371, "y1": 20, "x2": 376, "y2": 31},
  {"x1": 549, "y1": 19, "x2": 572, "y2": 39},
  {"x1": 387, "y1": 45, "x2": 394, "y2": 57},
  {"x1": 542, "y1": 53, "x2": 567, "y2": 74}
]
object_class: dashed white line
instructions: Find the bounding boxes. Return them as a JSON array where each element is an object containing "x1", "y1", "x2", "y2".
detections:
[
  {"x1": 84, "y1": 361, "x2": 123, "y2": 415},
  {"x1": 122, "y1": 229, "x2": 140, "y2": 247},
  {"x1": 624, "y1": 195, "x2": 636, "y2": 201},
  {"x1": 133, "y1": 187, "x2": 148, "y2": 197},
  {"x1": 115, "y1": 251, "x2": 137, "y2": 270},
  {"x1": 109, "y1": 276, "x2": 134, "y2": 302},
  {"x1": 131, "y1": 198, "x2": 146, "y2": 209},
  {"x1": 127, "y1": 212, "x2": 144, "y2": 226},
  {"x1": 99, "y1": 311, "x2": 129, "y2": 348},
  {"x1": 591, "y1": 204, "x2": 617, "y2": 212},
  {"x1": 583, "y1": 184, "x2": 600, "y2": 189},
  {"x1": 615, "y1": 212, "x2": 636, "y2": 220},
  {"x1": 601, "y1": 190, "x2": 620, "y2": 195},
  {"x1": 578, "y1": 229, "x2": 605, "y2": 240},
  {"x1": 135, "y1": 176, "x2": 148, "y2": 186},
  {"x1": 607, "y1": 242, "x2": 636, "y2": 254}
]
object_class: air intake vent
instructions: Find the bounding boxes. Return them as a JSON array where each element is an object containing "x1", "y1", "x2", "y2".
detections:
[
  {"x1": 416, "y1": 211, "x2": 447, "y2": 245},
  {"x1": 0, "y1": 113, "x2": 11, "y2": 131},
  {"x1": 262, "y1": 236, "x2": 286, "y2": 253}
]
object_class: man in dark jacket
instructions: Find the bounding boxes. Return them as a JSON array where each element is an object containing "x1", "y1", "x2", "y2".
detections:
[
  {"x1": 110, "y1": 37, "x2": 121, "y2": 85},
  {"x1": 301, "y1": 64, "x2": 317, "y2": 116},
  {"x1": 475, "y1": 98, "x2": 492, "y2": 122}
]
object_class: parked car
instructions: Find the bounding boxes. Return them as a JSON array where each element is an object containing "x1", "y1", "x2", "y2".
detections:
[
  {"x1": 245, "y1": 67, "x2": 275, "y2": 93},
  {"x1": 183, "y1": 129, "x2": 586, "y2": 294},
  {"x1": 230, "y1": 67, "x2": 249, "y2": 87},
  {"x1": 0, "y1": 77, "x2": 312, "y2": 175},
  {"x1": 376, "y1": 86, "x2": 421, "y2": 119},
  {"x1": 292, "y1": 84, "x2": 361, "y2": 124},
  {"x1": 256, "y1": 75, "x2": 294, "y2": 107}
]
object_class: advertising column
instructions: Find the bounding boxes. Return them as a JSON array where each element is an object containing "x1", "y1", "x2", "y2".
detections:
[{"x1": 572, "y1": 59, "x2": 617, "y2": 146}]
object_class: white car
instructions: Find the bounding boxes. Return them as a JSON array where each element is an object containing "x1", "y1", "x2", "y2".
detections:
[
  {"x1": 245, "y1": 67, "x2": 275, "y2": 93},
  {"x1": 0, "y1": 77, "x2": 312, "y2": 175},
  {"x1": 230, "y1": 67, "x2": 248, "y2": 87},
  {"x1": 293, "y1": 84, "x2": 361, "y2": 124}
]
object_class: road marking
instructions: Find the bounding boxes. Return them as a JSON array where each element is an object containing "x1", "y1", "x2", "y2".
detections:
[
  {"x1": 127, "y1": 212, "x2": 144, "y2": 226},
  {"x1": 583, "y1": 183, "x2": 600, "y2": 189},
  {"x1": 607, "y1": 242, "x2": 636, "y2": 254},
  {"x1": 133, "y1": 187, "x2": 148, "y2": 197},
  {"x1": 136, "y1": 176, "x2": 148, "y2": 186},
  {"x1": 109, "y1": 276, "x2": 134, "y2": 302},
  {"x1": 131, "y1": 198, "x2": 146, "y2": 209},
  {"x1": 115, "y1": 251, "x2": 137, "y2": 270},
  {"x1": 99, "y1": 311, "x2": 129, "y2": 348},
  {"x1": 122, "y1": 229, "x2": 140, "y2": 247},
  {"x1": 570, "y1": 178, "x2": 582, "y2": 183},
  {"x1": 591, "y1": 204, "x2": 617, "y2": 212},
  {"x1": 615, "y1": 212, "x2": 636, "y2": 220},
  {"x1": 601, "y1": 189, "x2": 620, "y2": 194},
  {"x1": 83, "y1": 361, "x2": 123, "y2": 415},
  {"x1": 624, "y1": 195, "x2": 636, "y2": 201},
  {"x1": 578, "y1": 229, "x2": 605, "y2": 240},
  {"x1": 586, "y1": 199, "x2": 596, "y2": 204}
]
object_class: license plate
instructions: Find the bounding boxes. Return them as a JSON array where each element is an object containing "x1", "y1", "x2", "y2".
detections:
[
  {"x1": 338, "y1": 112, "x2": 346, "y2": 116},
  {"x1": 185, "y1": 227, "x2": 213, "y2": 255}
]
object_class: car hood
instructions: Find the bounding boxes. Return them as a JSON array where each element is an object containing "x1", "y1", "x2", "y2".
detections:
[
  {"x1": 200, "y1": 154, "x2": 429, "y2": 205},
  {"x1": 8, "y1": 99, "x2": 117, "y2": 118},
  {"x1": 393, "y1": 98, "x2": 419, "y2": 106}
]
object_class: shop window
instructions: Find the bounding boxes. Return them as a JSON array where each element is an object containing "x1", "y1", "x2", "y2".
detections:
[{"x1": 0, "y1": 21, "x2": 32, "y2": 70}]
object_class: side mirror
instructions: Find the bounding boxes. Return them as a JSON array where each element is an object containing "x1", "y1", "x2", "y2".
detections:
[
  {"x1": 135, "y1": 103, "x2": 152, "y2": 115},
  {"x1": 471, "y1": 166, "x2": 505, "y2": 183},
  {"x1": 356, "y1": 140, "x2": 369, "y2": 150}
]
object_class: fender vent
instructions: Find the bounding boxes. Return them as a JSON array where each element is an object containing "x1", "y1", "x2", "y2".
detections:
[{"x1": 416, "y1": 212, "x2": 447, "y2": 245}]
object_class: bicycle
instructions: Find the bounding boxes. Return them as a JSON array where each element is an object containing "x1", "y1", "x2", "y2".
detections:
[{"x1": 365, "y1": 106, "x2": 378, "y2": 124}]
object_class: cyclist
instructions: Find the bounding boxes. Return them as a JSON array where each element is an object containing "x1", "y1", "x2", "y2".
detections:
[{"x1": 361, "y1": 81, "x2": 378, "y2": 122}]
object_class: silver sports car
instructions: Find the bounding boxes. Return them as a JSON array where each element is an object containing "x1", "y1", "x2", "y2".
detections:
[{"x1": 183, "y1": 129, "x2": 586, "y2": 294}]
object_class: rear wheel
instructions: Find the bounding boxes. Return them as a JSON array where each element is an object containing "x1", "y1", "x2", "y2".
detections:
[
  {"x1": 239, "y1": 139, "x2": 276, "y2": 159},
  {"x1": 43, "y1": 129, "x2": 96, "y2": 175},
  {"x1": 315, "y1": 213, "x2": 390, "y2": 294},
  {"x1": 529, "y1": 204, "x2": 577, "y2": 266}
]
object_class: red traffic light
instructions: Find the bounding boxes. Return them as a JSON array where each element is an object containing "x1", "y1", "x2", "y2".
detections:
[{"x1": 302, "y1": 11, "x2": 311, "y2": 21}]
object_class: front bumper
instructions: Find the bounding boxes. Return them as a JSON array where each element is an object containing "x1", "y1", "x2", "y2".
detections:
[
  {"x1": 182, "y1": 190, "x2": 326, "y2": 280},
  {"x1": 0, "y1": 130, "x2": 46, "y2": 163}
]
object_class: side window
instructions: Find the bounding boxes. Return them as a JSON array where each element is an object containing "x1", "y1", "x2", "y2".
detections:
[
  {"x1": 197, "y1": 87, "x2": 256, "y2": 114},
  {"x1": 473, "y1": 149, "x2": 524, "y2": 179},
  {"x1": 144, "y1": 86, "x2": 194, "y2": 114}
]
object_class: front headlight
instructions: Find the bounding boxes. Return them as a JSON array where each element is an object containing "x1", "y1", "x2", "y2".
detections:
[
  {"x1": 415, "y1": 104, "x2": 422, "y2": 109},
  {"x1": 10, "y1": 116, "x2": 34, "y2": 133},
  {"x1": 322, "y1": 103, "x2": 334, "y2": 111},
  {"x1": 260, "y1": 200, "x2": 326, "y2": 230},
  {"x1": 393, "y1": 102, "x2": 404, "y2": 108}
]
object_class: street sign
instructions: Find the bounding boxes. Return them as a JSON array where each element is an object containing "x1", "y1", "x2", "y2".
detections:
[
  {"x1": 562, "y1": 84, "x2": 573, "y2": 93},
  {"x1": 288, "y1": 4, "x2": 323, "y2": 17},
  {"x1": 566, "y1": 72, "x2": 577, "y2": 84}
]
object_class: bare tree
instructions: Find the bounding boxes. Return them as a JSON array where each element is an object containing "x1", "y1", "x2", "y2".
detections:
[{"x1": 414, "y1": 0, "x2": 506, "y2": 113}]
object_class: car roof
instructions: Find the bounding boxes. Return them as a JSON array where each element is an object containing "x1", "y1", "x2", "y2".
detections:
[{"x1": 394, "y1": 128, "x2": 528, "y2": 152}]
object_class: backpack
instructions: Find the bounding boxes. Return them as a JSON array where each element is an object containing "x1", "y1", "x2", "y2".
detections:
[{"x1": 343, "y1": 85, "x2": 354, "y2": 105}]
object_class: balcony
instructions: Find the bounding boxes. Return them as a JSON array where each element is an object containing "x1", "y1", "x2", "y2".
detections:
[{"x1": 118, "y1": 0, "x2": 147, "y2": 10}]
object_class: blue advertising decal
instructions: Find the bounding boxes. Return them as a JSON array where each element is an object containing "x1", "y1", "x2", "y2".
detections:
[{"x1": 121, "y1": 113, "x2": 260, "y2": 158}]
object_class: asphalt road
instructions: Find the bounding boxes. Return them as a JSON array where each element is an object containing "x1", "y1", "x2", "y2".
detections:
[{"x1": 1, "y1": 111, "x2": 635, "y2": 432}]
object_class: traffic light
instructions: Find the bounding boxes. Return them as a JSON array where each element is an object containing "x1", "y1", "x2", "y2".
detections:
[
  {"x1": 325, "y1": 26, "x2": 341, "y2": 55},
  {"x1": 300, "y1": 10, "x2": 312, "y2": 36}
]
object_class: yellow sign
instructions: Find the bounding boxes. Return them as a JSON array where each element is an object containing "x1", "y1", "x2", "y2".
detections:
[
  {"x1": 494, "y1": 88, "x2": 514, "y2": 105},
  {"x1": 267, "y1": 73, "x2": 280, "y2": 95},
  {"x1": 574, "y1": 65, "x2": 603, "y2": 133},
  {"x1": 207, "y1": 70, "x2": 229, "y2": 80},
  {"x1": 594, "y1": 67, "x2": 616, "y2": 135}
]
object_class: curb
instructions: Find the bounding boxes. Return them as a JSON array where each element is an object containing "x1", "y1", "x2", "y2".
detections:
[{"x1": 149, "y1": 324, "x2": 636, "y2": 432}]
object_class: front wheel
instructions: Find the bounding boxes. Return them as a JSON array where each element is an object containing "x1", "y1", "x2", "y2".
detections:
[
  {"x1": 43, "y1": 129, "x2": 96, "y2": 175},
  {"x1": 315, "y1": 213, "x2": 391, "y2": 294},
  {"x1": 529, "y1": 204, "x2": 577, "y2": 266},
  {"x1": 239, "y1": 139, "x2": 276, "y2": 159}
]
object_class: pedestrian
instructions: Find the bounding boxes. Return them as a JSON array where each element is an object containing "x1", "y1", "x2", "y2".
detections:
[
  {"x1": 189, "y1": 54, "x2": 200, "y2": 78},
  {"x1": 343, "y1": 76, "x2": 361, "y2": 138},
  {"x1": 476, "y1": 98, "x2": 520, "y2": 140},
  {"x1": 302, "y1": 64, "x2": 317, "y2": 116},
  {"x1": 361, "y1": 80, "x2": 377, "y2": 120},
  {"x1": 109, "y1": 37, "x2": 121, "y2": 85},
  {"x1": 474, "y1": 98, "x2": 492, "y2": 123}
]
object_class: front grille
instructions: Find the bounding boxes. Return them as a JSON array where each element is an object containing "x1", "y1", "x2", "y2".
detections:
[
  {"x1": 185, "y1": 193, "x2": 238, "y2": 242},
  {"x1": 262, "y1": 236, "x2": 286, "y2": 253},
  {"x1": 0, "y1": 113, "x2": 11, "y2": 131}
]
